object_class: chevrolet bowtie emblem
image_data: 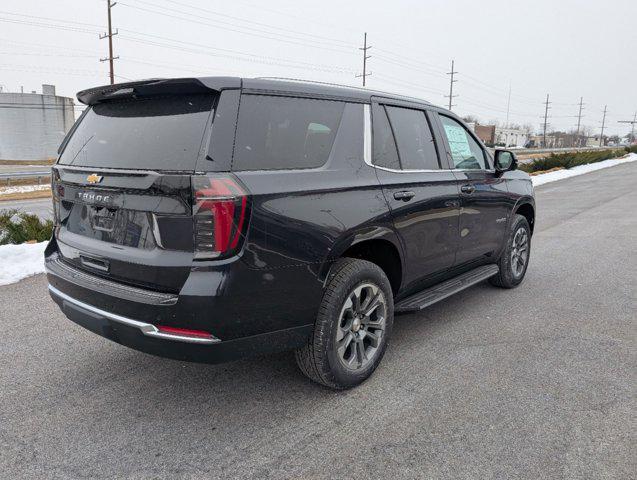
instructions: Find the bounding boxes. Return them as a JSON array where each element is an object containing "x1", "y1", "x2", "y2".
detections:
[{"x1": 86, "y1": 173, "x2": 103, "y2": 184}]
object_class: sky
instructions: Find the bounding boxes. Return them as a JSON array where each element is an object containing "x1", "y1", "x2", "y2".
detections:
[{"x1": 1, "y1": 0, "x2": 635, "y2": 136}]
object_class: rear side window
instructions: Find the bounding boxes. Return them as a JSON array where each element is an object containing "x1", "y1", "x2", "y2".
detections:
[
  {"x1": 385, "y1": 106, "x2": 439, "y2": 170},
  {"x1": 59, "y1": 94, "x2": 214, "y2": 171},
  {"x1": 372, "y1": 105, "x2": 400, "y2": 170},
  {"x1": 233, "y1": 95, "x2": 345, "y2": 171}
]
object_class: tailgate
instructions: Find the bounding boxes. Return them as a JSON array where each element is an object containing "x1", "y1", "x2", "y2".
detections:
[
  {"x1": 50, "y1": 90, "x2": 217, "y2": 293},
  {"x1": 52, "y1": 166, "x2": 195, "y2": 292}
]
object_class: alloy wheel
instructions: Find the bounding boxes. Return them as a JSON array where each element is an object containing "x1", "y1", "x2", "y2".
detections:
[
  {"x1": 335, "y1": 283, "x2": 387, "y2": 370},
  {"x1": 510, "y1": 227, "x2": 529, "y2": 278}
]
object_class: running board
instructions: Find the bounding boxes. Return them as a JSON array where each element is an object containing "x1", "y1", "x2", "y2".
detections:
[{"x1": 395, "y1": 264, "x2": 499, "y2": 314}]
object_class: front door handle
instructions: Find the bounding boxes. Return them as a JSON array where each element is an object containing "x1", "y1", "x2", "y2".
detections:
[
  {"x1": 393, "y1": 190, "x2": 415, "y2": 201},
  {"x1": 460, "y1": 184, "x2": 476, "y2": 194}
]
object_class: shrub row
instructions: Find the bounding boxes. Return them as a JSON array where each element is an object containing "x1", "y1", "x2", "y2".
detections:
[
  {"x1": 519, "y1": 145, "x2": 635, "y2": 173},
  {"x1": 0, "y1": 210, "x2": 53, "y2": 245}
]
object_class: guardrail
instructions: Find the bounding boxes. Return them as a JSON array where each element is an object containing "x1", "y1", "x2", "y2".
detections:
[{"x1": 0, "y1": 171, "x2": 51, "y2": 186}]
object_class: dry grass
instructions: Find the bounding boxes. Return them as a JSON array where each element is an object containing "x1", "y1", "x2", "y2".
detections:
[
  {"x1": 0, "y1": 188, "x2": 52, "y2": 202},
  {"x1": 0, "y1": 158, "x2": 55, "y2": 165},
  {"x1": 528, "y1": 167, "x2": 565, "y2": 176}
]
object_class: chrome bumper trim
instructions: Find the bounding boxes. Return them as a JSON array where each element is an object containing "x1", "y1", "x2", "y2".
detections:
[{"x1": 48, "y1": 284, "x2": 220, "y2": 345}]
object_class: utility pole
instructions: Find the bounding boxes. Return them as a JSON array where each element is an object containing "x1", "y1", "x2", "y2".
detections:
[
  {"x1": 599, "y1": 105, "x2": 607, "y2": 147},
  {"x1": 575, "y1": 96, "x2": 585, "y2": 146},
  {"x1": 445, "y1": 60, "x2": 458, "y2": 111},
  {"x1": 618, "y1": 112, "x2": 637, "y2": 143},
  {"x1": 505, "y1": 83, "x2": 512, "y2": 127},
  {"x1": 100, "y1": 0, "x2": 119, "y2": 85},
  {"x1": 355, "y1": 32, "x2": 372, "y2": 87},
  {"x1": 541, "y1": 94, "x2": 551, "y2": 147}
]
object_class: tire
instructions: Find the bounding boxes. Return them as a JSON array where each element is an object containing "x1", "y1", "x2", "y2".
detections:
[
  {"x1": 489, "y1": 214, "x2": 531, "y2": 288},
  {"x1": 295, "y1": 258, "x2": 394, "y2": 390}
]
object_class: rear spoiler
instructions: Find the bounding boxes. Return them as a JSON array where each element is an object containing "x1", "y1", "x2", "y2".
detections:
[{"x1": 76, "y1": 77, "x2": 242, "y2": 105}]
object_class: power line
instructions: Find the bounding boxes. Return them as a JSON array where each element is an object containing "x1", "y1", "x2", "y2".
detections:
[
  {"x1": 0, "y1": 13, "x2": 356, "y2": 75},
  {"x1": 0, "y1": 37, "x2": 99, "y2": 55},
  {"x1": 117, "y1": 1, "x2": 356, "y2": 54},
  {"x1": 355, "y1": 32, "x2": 372, "y2": 87},
  {"x1": 99, "y1": 0, "x2": 119, "y2": 85},
  {"x1": 372, "y1": 73, "x2": 446, "y2": 96},
  {"x1": 0, "y1": 10, "x2": 104, "y2": 28},
  {"x1": 617, "y1": 112, "x2": 637, "y2": 141},
  {"x1": 116, "y1": 33, "x2": 355, "y2": 74},
  {"x1": 127, "y1": 0, "x2": 357, "y2": 49},
  {"x1": 0, "y1": 16, "x2": 99, "y2": 35},
  {"x1": 0, "y1": 51, "x2": 94, "y2": 58},
  {"x1": 373, "y1": 47, "x2": 447, "y2": 75},
  {"x1": 372, "y1": 53, "x2": 443, "y2": 79},
  {"x1": 444, "y1": 60, "x2": 458, "y2": 111}
]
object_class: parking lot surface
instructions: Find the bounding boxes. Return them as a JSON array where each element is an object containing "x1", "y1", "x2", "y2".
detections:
[{"x1": 1, "y1": 163, "x2": 635, "y2": 479}]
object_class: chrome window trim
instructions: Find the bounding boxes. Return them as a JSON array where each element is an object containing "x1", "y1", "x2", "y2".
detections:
[
  {"x1": 363, "y1": 104, "x2": 372, "y2": 167},
  {"x1": 364, "y1": 103, "x2": 448, "y2": 174},
  {"x1": 48, "y1": 285, "x2": 220, "y2": 344},
  {"x1": 374, "y1": 165, "x2": 447, "y2": 174}
]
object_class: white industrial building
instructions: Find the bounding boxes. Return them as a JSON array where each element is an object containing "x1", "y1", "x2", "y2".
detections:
[
  {"x1": 494, "y1": 126, "x2": 529, "y2": 148},
  {"x1": 0, "y1": 84, "x2": 76, "y2": 161}
]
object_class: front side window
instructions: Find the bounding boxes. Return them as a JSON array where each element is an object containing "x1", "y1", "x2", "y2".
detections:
[
  {"x1": 439, "y1": 115, "x2": 487, "y2": 170},
  {"x1": 233, "y1": 95, "x2": 345, "y2": 171},
  {"x1": 385, "y1": 106, "x2": 439, "y2": 170}
]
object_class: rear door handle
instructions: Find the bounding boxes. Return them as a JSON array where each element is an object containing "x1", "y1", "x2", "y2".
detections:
[
  {"x1": 460, "y1": 184, "x2": 476, "y2": 194},
  {"x1": 393, "y1": 190, "x2": 415, "y2": 201}
]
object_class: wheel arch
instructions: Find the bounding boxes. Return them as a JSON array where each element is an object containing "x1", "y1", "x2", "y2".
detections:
[
  {"x1": 513, "y1": 199, "x2": 535, "y2": 234},
  {"x1": 319, "y1": 227, "x2": 404, "y2": 295}
]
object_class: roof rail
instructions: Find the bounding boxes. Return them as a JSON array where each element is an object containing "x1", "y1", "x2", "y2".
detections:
[
  {"x1": 254, "y1": 77, "x2": 432, "y2": 106},
  {"x1": 255, "y1": 77, "x2": 363, "y2": 90}
]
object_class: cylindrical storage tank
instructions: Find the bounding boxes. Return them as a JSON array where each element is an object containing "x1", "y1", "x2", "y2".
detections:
[{"x1": 0, "y1": 84, "x2": 76, "y2": 161}]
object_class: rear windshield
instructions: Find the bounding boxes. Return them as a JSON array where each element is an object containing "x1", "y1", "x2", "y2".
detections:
[{"x1": 59, "y1": 94, "x2": 214, "y2": 171}]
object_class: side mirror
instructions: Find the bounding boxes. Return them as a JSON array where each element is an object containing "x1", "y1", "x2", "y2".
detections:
[{"x1": 494, "y1": 150, "x2": 517, "y2": 175}]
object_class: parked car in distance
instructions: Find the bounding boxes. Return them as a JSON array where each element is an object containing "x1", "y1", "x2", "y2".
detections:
[{"x1": 46, "y1": 77, "x2": 535, "y2": 389}]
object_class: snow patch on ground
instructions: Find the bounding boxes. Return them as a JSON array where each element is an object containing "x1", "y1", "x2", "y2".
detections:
[
  {"x1": 0, "y1": 184, "x2": 51, "y2": 196},
  {"x1": 532, "y1": 153, "x2": 637, "y2": 186},
  {"x1": 0, "y1": 242, "x2": 47, "y2": 286}
]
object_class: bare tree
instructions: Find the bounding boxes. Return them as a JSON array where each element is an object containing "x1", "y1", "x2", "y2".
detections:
[{"x1": 462, "y1": 115, "x2": 480, "y2": 124}]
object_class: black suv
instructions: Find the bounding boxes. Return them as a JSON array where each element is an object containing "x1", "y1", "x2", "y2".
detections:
[{"x1": 46, "y1": 77, "x2": 535, "y2": 389}]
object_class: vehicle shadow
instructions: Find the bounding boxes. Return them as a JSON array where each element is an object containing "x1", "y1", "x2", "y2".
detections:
[{"x1": 57, "y1": 281, "x2": 498, "y2": 416}]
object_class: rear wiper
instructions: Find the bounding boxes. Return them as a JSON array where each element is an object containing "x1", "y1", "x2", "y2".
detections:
[{"x1": 68, "y1": 134, "x2": 95, "y2": 166}]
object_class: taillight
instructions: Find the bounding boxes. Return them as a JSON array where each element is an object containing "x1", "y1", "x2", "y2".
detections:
[{"x1": 192, "y1": 174, "x2": 249, "y2": 260}]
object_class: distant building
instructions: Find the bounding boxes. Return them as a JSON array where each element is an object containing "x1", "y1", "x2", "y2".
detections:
[
  {"x1": 494, "y1": 127, "x2": 529, "y2": 148},
  {"x1": 474, "y1": 125, "x2": 496, "y2": 145},
  {"x1": 0, "y1": 84, "x2": 75, "y2": 161}
]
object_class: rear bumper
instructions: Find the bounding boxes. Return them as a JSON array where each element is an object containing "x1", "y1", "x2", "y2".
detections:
[
  {"x1": 48, "y1": 284, "x2": 313, "y2": 364},
  {"x1": 49, "y1": 285, "x2": 219, "y2": 344}
]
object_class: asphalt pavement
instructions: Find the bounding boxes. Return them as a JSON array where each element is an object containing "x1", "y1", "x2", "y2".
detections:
[
  {"x1": 0, "y1": 163, "x2": 635, "y2": 479},
  {"x1": 0, "y1": 197, "x2": 53, "y2": 220}
]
